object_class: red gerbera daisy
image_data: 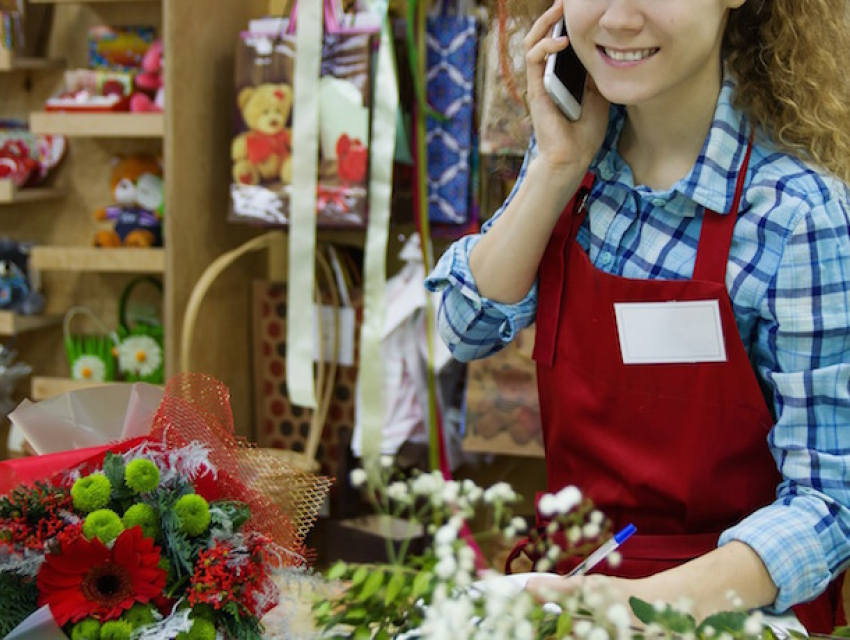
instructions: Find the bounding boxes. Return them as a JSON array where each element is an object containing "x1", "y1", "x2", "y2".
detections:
[{"x1": 36, "y1": 525, "x2": 166, "y2": 625}]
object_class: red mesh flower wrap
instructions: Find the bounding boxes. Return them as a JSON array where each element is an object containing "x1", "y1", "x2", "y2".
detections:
[{"x1": 0, "y1": 373, "x2": 332, "y2": 565}]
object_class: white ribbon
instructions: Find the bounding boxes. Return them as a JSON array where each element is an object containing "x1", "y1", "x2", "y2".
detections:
[
  {"x1": 286, "y1": 0, "x2": 323, "y2": 409},
  {"x1": 358, "y1": 0, "x2": 397, "y2": 479}
]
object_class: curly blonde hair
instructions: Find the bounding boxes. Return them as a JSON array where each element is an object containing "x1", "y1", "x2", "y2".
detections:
[{"x1": 495, "y1": 0, "x2": 850, "y2": 182}]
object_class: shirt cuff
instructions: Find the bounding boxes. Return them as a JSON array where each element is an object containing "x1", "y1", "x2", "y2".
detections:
[{"x1": 718, "y1": 503, "x2": 833, "y2": 613}]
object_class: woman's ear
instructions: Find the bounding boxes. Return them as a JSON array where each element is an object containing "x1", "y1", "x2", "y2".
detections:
[{"x1": 726, "y1": 0, "x2": 748, "y2": 9}]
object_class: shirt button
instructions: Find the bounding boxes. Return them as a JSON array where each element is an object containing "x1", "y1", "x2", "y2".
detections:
[
  {"x1": 651, "y1": 197, "x2": 667, "y2": 207},
  {"x1": 599, "y1": 252, "x2": 612, "y2": 266}
]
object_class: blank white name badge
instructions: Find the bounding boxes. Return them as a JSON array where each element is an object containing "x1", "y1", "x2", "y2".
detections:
[{"x1": 614, "y1": 300, "x2": 727, "y2": 364}]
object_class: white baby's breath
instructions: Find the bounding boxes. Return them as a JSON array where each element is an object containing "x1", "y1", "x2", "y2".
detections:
[{"x1": 349, "y1": 468, "x2": 367, "y2": 488}]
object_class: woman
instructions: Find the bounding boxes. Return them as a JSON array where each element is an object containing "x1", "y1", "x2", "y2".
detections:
[{"x1": 425, "y1": 0, "x2": 850, "y2": 632}]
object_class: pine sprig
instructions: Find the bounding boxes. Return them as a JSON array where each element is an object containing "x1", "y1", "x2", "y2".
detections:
[
  {"x1": 0, "y1": 482, "x2": 68, "y2": 522},
  {"x1": 0, "y1": 571, "x2": 39, "y2": 636}
]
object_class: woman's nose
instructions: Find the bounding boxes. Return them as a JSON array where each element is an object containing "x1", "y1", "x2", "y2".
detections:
[{"x1": 598, "y1": 0, "x2": 645, "y2": 32}]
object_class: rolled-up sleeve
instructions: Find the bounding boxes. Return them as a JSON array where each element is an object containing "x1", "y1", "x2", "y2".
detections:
[
  {"x1": 425, "y1": 141, "x2": 540, "y2": 362},
  {"x1": 719, "y1": 189, "x2": 850, "y2": 613}
]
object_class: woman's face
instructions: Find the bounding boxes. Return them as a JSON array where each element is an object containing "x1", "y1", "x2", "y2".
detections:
[{"x1": 562, "y1": 0, "x2": 745, "y2": 110}]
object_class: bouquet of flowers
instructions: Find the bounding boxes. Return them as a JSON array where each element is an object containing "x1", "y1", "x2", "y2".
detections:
[{"x1": 0, "y1": 374, "x2": 331, "y2": 639}]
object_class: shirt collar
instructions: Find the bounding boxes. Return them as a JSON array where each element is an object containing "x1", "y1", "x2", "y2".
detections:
[{"x1": 591, "y1": 75, "x2": 752, "y2": 215}]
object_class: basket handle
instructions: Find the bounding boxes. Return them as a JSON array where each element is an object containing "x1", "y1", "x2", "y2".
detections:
[
  {"x1": 63, "y1": 305, "x2": 120, "y2": 347},
  {"x1": 118, "y1": 276, "x2": 163, "y2": 334}
]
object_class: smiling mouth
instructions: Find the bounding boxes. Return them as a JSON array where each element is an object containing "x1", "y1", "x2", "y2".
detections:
[{"x1": 601, "y1": 47, "x2": 659, "y2": 62}]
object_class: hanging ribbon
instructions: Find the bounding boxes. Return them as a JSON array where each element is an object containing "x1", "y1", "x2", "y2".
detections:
[
  {"x1": 358, "y1": 0, "x2": 398, "y2": 483},
  {"x1": 286, "y1": 0, "x2": 323, "y2": 409}
]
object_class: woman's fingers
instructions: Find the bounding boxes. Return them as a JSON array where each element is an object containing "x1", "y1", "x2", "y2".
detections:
[{"x1": 524, "y1": 0, "x2": 565, "y2": 54}]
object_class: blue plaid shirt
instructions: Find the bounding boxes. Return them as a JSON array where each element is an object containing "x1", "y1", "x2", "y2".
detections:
[{"x1": 425, "y1": 79, "x2": 850, "y2": 612}]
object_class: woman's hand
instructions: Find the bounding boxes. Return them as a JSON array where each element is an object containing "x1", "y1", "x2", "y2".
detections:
[
  {"x1": 524, "y1": 0, "x2": 609, "y2": 174},
  {"x1": 526, "y1": 573, "x2": 651, "y2": 627}
]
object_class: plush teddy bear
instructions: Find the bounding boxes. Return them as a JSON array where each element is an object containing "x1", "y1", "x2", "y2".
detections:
[
  {"x1": 231, "y1": 83, "x2": 294, "y2": 186},
  {"x1": 130, "y1": 39, "x2": 164, "y2": 113},
  {"x1": 94, "y1": 154, "x2": 164, "y2": 248}
]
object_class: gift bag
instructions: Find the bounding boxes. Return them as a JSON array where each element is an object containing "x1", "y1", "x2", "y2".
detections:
[
  {"x1": 63, "y1": 306, "x2": 119, "y2": 383},
  {"x1": 463, "y1": 325, "x2": 544, "y2": 457},
  {"x1": 116, "y1": 275, "x2": 164, "y2": 384},
  {"x1": 426, "y1": 0, "x2": 479, "y2": 225},
  {"x1": 253, "y1": 248, "x2": 362, "y2": 477},
  {"x1": 230, "y1": 1, "x2": 377, "y2": 227}
]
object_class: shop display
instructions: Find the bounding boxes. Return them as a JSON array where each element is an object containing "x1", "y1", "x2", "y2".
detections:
[
  {"x1": 230, "y1": 9, "x2": 377, "y2": 227},
  {"x1": 93, "y1": 154, "x2": 164, "y2": 248},
  {"x1": 116, "y1": 276, "x2": 164, "y2": 385}
]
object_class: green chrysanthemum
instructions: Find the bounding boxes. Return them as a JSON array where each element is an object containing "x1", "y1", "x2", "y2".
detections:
[
  {"x1": 70, "y1": 618, "x2": 101, "y2": 640},
  {"x1": 82, "y1": 509, "x2": 124, "y2": 543},
  {"x1": 124, "y1": 458, "x2": 160, "y2": 493},
  {"x1": 71, "y1": 474, "x2": 112, "y2": 513},
  {"x1": 176, "y1": 618, "x2": 216, "y2": 640},
  {"x1": 190, "y1": 604, "x2": 216, "y2": 622},
  {"x1": 122, "y1": 503, "x2": 161, "y2": 541},
  {"x1": 100, "y1": 619, "x2": 133, "y2": 640},
  {"x1": 120, "y1": 602, "x2": 157, "y2": 628},
  {"x1": 174, "y1": 494, "x2": 211, "y2": 537}
]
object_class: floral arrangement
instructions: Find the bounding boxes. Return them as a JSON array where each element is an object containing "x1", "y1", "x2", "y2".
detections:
[
  {"x1": 0, "y1": 374, "x2": 331, "y2": 639},
  {"x1": 311, "y1": 460, "x2": 849, "y2": 640}
]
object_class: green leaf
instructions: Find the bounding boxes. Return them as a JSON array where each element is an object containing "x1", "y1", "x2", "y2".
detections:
[
  {"x1": 359, "y1": 568, "x2": 385, "y2": 600},
  {"x1": 556, "y1": 612, "x2": 572, "y2": 637},
  {"x1": 374, "y1": 630, "x2": 391, "y2": 640},
  {"x1": 102, "y1": 452, "x2": 127, "y2": 493},
  {"x1": 696, "y1": 611, "x2": 747, "y2": 636},
  {"x1": 411, "y1": 571, "x2": 433, "y2": 599},
  {"x1": 831, "y1": 627, "x2": 850, "y2": 638},
  {"x1": 657, "y1": 607, "x2": 696, "y2": 634},
  {"x1": 326, "y1": 561, "x2": 349, "y2": 582},
  {"x1": 384, "y1": 570, "x2": 405, "y2": 606},
  {"x1": 353, "y1": 628, "x2": 371, "y2": 640},
  {"x1": 350, "y1": 565, "x2": 369, "y2": 588},
  {"x1": 629, "y1": 597, "x2": 659, "y2": 625}
]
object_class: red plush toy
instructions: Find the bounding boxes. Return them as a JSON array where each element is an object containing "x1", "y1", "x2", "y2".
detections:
[
  {"x1": 336, "y1": 134, "x2": 367, "y2": 184},
  {"x1": 130, "y1": 40, "x2": 163, "y2": 113}
]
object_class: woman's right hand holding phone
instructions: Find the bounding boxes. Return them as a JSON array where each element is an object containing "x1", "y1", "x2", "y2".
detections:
[{"x1": 525, "y1": 0, "x2": 609, "y2": 182}]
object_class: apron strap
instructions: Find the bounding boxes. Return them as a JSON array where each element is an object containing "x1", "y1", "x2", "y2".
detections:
[
  {"x1": 534, "y1": 172, "x2": 595, "y2": 367},
  {"x1": 692, "y1": 135, "x2": 754, "y2": 283}
]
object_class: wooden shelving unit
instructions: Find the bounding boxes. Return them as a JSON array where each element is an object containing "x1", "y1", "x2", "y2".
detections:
[
  {"x1": 0, "y1": 179, "x2": 65, "y2": 204},
  {"x1": 30, "y1": 112, "x2": 164, "y2": 138},
  {"x1": 0, "y1": 311, "x2": 61, "y2": 335},
  {"x1": 0, "y1": 47, "x2": 65, "y2": 72},
  {"x1": 30, "y1": 246, "x2": 165, "y2": 273}
]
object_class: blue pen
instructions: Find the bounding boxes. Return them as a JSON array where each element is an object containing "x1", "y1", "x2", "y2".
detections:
[{"x1": 567, "y1": 523, "x2": 637, "y2": 577}]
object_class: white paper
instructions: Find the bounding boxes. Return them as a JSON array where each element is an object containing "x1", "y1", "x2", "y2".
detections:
[
  {"x1": 8, "y1": 383, "x2": 164, "y2": 454},
  {"x1": 614, "y1": 300, "x2": 726, "y2": 364},
  {"x1": 5, "y1": 606, "x2": 68, "y2": 639}
]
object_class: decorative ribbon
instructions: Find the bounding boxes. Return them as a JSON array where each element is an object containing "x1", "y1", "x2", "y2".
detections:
[
  {"x1": 359, "y1": 0, "x2": 397, "y2": 483},
  {"x1": 286, "y1": 0, "x2": 323, "y2": 409}
]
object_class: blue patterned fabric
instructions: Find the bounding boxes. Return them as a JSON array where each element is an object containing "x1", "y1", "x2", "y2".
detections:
[
  {"x1": 425, "y1": 77, "x2": 850, "y2": 613},
  {"x1": 426, "y1": 14, "x2": 478, "y2": 225}
]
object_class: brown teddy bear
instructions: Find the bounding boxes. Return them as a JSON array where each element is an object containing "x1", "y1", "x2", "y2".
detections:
[
  {"x1": 232, "y1": 83, "x2": 294, "y2": 186},
  {"x1": 94, "y1": 154, "x2": 164, "y2": 248}
]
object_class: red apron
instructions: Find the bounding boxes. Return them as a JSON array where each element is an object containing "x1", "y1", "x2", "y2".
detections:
[{"x1": 506, "y1": 143, "x2": 845, "y2": 633}]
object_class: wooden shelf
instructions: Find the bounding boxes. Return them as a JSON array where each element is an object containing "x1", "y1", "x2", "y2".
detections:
[
  {"x1": 0, "y1": 312, "x2": 61, "y2": 336},
  {"x1": 30, "y1": 247, "x2": 165, "y2": 273},
  {"x1": 0, "y1": 48, "x2": 65, "y2": 72},
  {"x1": 30, "y1": 377, "x2": 127, "y2": 401},
  {"x1": 0, "y1": 179, "x2": 65, "y2": 204},
  {"x1": 29, "y1": 112, "x2": 164, "y2": 138}
]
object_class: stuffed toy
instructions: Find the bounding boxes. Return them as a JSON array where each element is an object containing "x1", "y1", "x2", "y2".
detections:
[
  {"x1": 336, "y1": 133, "x2": 368, "y2": 184},
  {"x1": 130, "y1": 39, "x2": 164, "y2": 113},
  {"x1": 231, "y1": 83, "x2": 293, "y2": 186},
  {"x1": 93, "y1": 154, "x2": 164, "y2": 248}
]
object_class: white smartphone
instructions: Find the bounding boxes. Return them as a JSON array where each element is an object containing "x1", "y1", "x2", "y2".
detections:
[{"x1": 543, "y1": 19, "x2": 587, "y2": 121}]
